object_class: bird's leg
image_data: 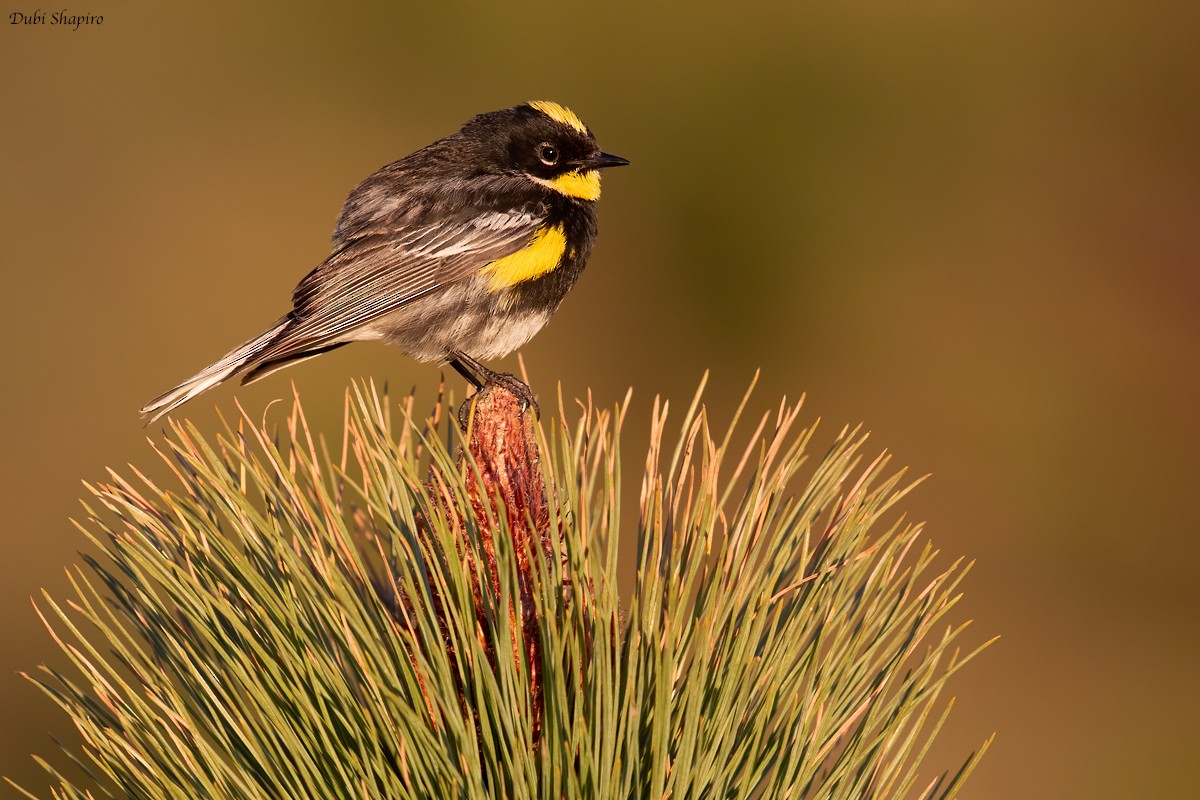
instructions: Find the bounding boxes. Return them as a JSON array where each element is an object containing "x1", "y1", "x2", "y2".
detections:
[
  {"x1": 448, "y1": 356, "x2": 487, "y2": 390},
  {"x1": 449, "y1": 351, "x2": 539, "y2": 424}
]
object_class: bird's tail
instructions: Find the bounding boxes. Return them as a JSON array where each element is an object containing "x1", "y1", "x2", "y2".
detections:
[{"x1": 139, "y1": 317, "x2": 290, "y2": 423}]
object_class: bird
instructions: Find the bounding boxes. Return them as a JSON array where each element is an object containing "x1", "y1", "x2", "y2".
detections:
[{"x1": 140, "y1": 100, "x2": 628, "y2": 422}]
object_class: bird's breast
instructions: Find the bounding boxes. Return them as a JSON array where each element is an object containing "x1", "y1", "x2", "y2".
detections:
[{"x1": 479, "y1": 224, "x2": 569, "y2": 292}]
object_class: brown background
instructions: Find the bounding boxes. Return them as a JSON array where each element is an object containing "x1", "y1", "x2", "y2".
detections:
[{"x1": 3, "y1": 1, "x2": 1199, "y2": 797}]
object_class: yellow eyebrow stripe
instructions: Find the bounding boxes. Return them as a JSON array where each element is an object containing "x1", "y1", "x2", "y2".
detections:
[
  {"x1": 527, "y1": 100, "x2": 588, "y2": 135},
  {"x1": 481, "y1": 225, "x2": 568, "y2": 290}
]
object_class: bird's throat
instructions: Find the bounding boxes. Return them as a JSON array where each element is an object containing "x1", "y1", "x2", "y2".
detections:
[{"x1": 533, "y1": 170, "x2": 601, "y2": 201}]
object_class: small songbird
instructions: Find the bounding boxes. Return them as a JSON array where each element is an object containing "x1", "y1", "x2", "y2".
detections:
[{"x1": 140, "y1": 101, "x2": 627, "y2": 422}]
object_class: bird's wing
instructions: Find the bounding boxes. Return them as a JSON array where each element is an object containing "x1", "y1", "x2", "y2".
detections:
[{"x1": 254, "y1": 208, "x2": 543, "y2": 362}]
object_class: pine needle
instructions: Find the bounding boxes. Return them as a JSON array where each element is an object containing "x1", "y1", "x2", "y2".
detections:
[{"x1": 10, "y1": 379, "x2": 992, "y2": 799}]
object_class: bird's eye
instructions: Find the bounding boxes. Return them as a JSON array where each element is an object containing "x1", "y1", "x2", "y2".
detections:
[{"x1": 537, "y1": 143, "x2": 559, "y2": 166}]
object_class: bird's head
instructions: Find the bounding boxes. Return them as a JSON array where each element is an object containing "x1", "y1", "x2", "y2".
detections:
[{"x1": 459, "y1": 101, "x2": 629, "y2": 201}]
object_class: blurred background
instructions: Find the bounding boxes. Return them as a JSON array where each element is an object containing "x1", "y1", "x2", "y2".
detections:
[{"x1": 3, "y1": 1, "x2": 1198, "y2": 796}]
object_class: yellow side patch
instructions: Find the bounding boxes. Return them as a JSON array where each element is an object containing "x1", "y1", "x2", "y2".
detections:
[
  {"x1": 482, "y1": 225, "x2": 568, "y2": 290},
  {"x1": 533, "y1": 169, "x2": 602, "y2": 201},
  {"x1": 528, "y1": 100, "x2": 589, "y2": 135}
]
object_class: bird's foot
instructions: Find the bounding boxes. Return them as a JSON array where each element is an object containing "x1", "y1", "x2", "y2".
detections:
[
  {"x1": 456, "y1": 375, "x2": 539, "y2": 430},
  {"x1": 450, "y1": 352, "x2": 539, "y2": 429}
]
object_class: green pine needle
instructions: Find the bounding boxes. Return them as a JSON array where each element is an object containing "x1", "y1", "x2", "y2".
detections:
[{"x1": 9, "y1": 378, "x2": 993, "y2": 799}]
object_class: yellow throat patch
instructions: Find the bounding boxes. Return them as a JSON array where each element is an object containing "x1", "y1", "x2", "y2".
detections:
[
  {"x1": 482, "y1": 225, "x2": 568, "y2": 291},
  {"x1": 534, "y1": 169, "x2": 602, "y2": 201}
]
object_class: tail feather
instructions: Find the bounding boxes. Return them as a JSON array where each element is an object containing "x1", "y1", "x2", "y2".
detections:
[
  {"x1": 240, "y1": 342, "x2": 347, "y2": 387},
  {"x1": 140, "y1": 318, "x2": 291, "y2": 423}
]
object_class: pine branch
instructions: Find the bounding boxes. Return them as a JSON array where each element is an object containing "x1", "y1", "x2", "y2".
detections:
[{"x1": 8, "y1": 379, "x2": 993, "y2": 799}]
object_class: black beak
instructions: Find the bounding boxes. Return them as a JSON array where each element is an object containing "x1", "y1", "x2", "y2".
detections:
[{"x1": 586, "y1": 152, "x2": 630, "y2": 169}]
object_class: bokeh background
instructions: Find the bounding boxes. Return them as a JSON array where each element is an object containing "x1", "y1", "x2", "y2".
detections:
[{"x1": 3, "y1": 1, "x2": 1198, "y2": 796}]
